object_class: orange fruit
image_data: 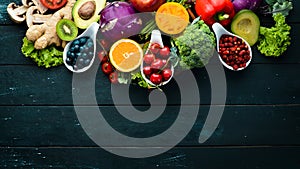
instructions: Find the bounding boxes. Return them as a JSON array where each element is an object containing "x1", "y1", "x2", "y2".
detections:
[
  {"x1": 155, "y1": 2, "x2": 189, "y2": 35},
  {"x1": 109, "y1": 39, "x2": 143, "y2": 72}
]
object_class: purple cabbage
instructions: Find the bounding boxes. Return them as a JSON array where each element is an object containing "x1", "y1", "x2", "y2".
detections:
[
  {"x1": 232, "y1": 0, "x2": 263, "y2": 12},
  {"x1": 99, "y1": 2, "x2": 143, "y2": 42}
]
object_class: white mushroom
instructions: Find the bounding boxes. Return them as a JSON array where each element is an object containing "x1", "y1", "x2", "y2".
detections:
[
  {"x1": 26, "y1": 6, "x2": 52, "y2": 27},
  {"x1": 22, "y1": 0, "x2": 34, "y2": 7},
  {"x1": 7, "y1": 3, "x2": 29, "y2": 23},
  {"x1": 32, "y1": 0, "x2": 48, "y2": 14}
]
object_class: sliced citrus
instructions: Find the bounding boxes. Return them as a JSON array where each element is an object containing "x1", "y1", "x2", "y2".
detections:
[
  {"x1": 109, "y1": 39, "x2": 143, "y2": 72},
  {"x1": 155, "y1": 2, "x2": 189, "y2": 35}
]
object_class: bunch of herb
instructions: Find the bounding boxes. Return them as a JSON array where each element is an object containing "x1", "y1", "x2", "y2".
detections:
[{"x1": 262, "y1": 0, "x2": 293, "y2": 16}]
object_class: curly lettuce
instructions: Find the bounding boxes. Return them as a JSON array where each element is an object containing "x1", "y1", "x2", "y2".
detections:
[
  {"x1": 257, "y1": 13, "x2": 291, "y2": 57},
  {"x1": 21, "y1": 37, "x2": 64, "y2": 68}
]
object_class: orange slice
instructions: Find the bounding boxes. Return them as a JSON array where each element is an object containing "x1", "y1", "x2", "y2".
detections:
[
  {"x1": 155, "y1": 2, "x2": 189, "y2": 35},
  {"x1": 109, "y1": 39, "x2": 143, "y2": 72}
]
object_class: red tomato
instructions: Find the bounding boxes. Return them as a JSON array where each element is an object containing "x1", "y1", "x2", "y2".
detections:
[{"x1": 40, "y1": 0, "x2": 67, "y2": 10}]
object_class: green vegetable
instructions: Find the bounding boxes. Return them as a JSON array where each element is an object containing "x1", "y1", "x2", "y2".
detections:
[
  {"x1": 264, "y1": 0, "x2": 293, "y2": 16},
  {"x1": 21, "y1": 37, "x2": 64, "y2": 68},
  {"x1": 131, "y1": 72, "x2": 154, "y2": 89},
  {"x1": 174, "y1": 19, "x2": 215, "y2": 69},
  {"x1": 166, "y1": 0, "x2": 192, "y2": 9},
  {"x1": 257, "y1": 13, "x2": 291, "y2": 57}
]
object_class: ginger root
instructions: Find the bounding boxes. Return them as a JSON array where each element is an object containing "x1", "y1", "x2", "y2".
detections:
[{"x1": 26, "y1": 0, "x2": 76, "y2": 49}]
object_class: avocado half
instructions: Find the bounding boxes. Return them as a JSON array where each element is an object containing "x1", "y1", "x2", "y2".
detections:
[
  {"x1": 72, "y1": 0, "x2": 106, "y2": 29},
  {"x1": 231, "y1": 9, "x2": 260, "y2": 46}
]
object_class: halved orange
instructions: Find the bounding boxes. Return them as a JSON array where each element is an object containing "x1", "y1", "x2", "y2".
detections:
[
  {"x1": 109, "y1": 39, "x2": 143, "y2": 72},
  {"x1": 155, "y1": 2, "x2": 189, "y2": 35}
]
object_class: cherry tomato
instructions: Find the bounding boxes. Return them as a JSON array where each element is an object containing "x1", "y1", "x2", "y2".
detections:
[
  {"x1": 149, "y1": 43, "x2": 161, "y2": 54},
  {"x1": 97, "y1": 50, "x2": 108, "y2": 64},
  {"x1": 162, "y1": 68, "x2": 172, "y2": 81},
  {"x1": 102, "y1": 62, "x2": 113, "y2": 75},
  {"x1": 109, "y1": 71, "x2": 118, "y2": 84},
  {"x1": 143, "y1": 66, "x2": 152, "y2": 77},
  {"x1": 40, "y1": 0, "x2": 67, "y2": 10},
  {"x1": 143, "y1": 54, "x2": 155, "y2": 65},
  {"x1": 159, "y1": 46, "x2": 170, "y2": 58},
  {"x1": 150, "y1": 73, "x2": 162, "y2": 85}
]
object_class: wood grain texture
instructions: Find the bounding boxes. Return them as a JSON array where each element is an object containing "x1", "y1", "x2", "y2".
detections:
[
  {"x1": 0, "y1": 147, "x2": 299, "y2": 169},
  {"x1": 0, "y1": 105, "x2": 299, "y2": 147}
]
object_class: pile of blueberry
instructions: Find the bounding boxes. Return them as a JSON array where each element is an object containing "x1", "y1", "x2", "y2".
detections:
[{"x1": 65, "y1": 36, "x2": 94, "y2": 71}]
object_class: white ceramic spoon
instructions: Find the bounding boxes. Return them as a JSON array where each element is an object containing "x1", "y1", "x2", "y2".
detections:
[
  {"x1": 212, "y1": 23, "x2": 252, "y2": 71},
  {"x1": 63, "y1": 22, "x2": 99, "y2": 73}
]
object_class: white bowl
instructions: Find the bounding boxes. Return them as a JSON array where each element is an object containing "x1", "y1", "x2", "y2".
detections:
[
  {"x1": 212, "y1": 23, "x2": 252, "y2": 71},
  {"x1": 63, "y1": 22, "x2": 99, "y2": 73}
]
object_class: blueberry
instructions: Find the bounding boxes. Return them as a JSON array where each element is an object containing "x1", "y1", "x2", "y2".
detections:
[
  {"x1": 69, "y1": 47, "x2": 75, "y2": 52},
  {"x1": 74, "y1": 45, "x2": 80, "y2": 52},
  {"x1": 70, "y1": 52, "x2": 76, "y2": 59},
  {"x1": 73, "y1": 39, "x2": 80, "y2": 46},
  {"x1": 84, "y1": 59, "x2": 91, "y2": 66},
  {"x1": 76, "y1": 52, "x2": 82, "y2": 58},
  {"x1": 79, "y1": 46, "x2": 85, "y2": 52},
  {"x1": 73, "y1": 65, "x2": 78, "y2": 71},
  {"x1": 79, "y1": 37, "x2": 87, "y2": 45},
  {"x1": 78, "y1": 58, "x2": 84, "y2": 64},
  {"x1": 66, "y1": 57, "x2": 73, "y2": 65},
  {"x1": 77, "y1": 63, "x2": 84, "y2": 69},
  {"x1": 87, "y1": 41, "x2": 93, "y2": 48},
  {"x1": 67, "y1": 51, "x2": 72, "y2": 57},
  {"x1": 82, "y1": 53, "x2": 87, "y2": 59},
  {"x1": 88, "y1": 51, "x2": 93, "y2": 56}
]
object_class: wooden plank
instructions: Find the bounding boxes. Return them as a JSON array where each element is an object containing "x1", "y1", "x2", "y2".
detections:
[
  {"x1": 0, "y1": 23, "x2": 300, "y2": 65},
  {"x1": 0, "y1": 105, "x2": 299, "y2": 146},
  {"x1": 1, "y1": 64, "x2": 300, "y2": 105},
  {"x1": 0, "y1": 146, "x2": 299, "y2": 168}
]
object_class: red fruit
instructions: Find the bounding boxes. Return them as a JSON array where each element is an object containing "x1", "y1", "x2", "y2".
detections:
[
  {"x1": 102, "y1": 62, "x2": 113, "y2": 75},
  {"x1": 233, "y1": 64, "x2": 239, "y2": 70},
  {"x1": 162, "y1": 69, "x2": 172, "y2": 81},
  {"x1": 143, "y1": 66, "x2": 152, "y2": 77},
  {"x1": 151, "y1": 59, "x2": 163, "y2": 72},
  {"x1": 97, "y1": 50, "x2": 108, "y2": 64},
  {"x1": 129, "y1": 0, "x2": 165, "y2": 12},
  {"x1": 149, "y1": 43, "x2": 161, "y2": 54},
  {"x1": 150, "y1": 73, "x2": 163, "y2": 85},
  {"x1": 159, "y1": 46, "x2": 170, "y2": 58},
  {"x1": 109, "y1": 71, "x2": 118, "y2": 84},
  {"x1": 143, "y1": 54, "x2": 155, "y2": 65}
]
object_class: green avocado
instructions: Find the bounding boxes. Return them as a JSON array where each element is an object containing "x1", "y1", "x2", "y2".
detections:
[
  {"x1": 231, "y1": 9, "x2": 260, "y2": 46},
  {"x1": 72, "y1": 0, "x2": 106, "y2": 29}
]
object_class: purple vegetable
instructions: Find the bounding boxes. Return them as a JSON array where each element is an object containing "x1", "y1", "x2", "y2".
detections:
[
  {"x1": 99, "y1": 2, "x2": 143, "y2": 42},
  {"x1": 232, "y1": 0, "x2": 262, "y2": 12}
]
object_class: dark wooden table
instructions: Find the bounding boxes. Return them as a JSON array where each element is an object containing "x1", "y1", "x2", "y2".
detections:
[{"x1": 1, "y1": 1, "x2": 300, "y2": 168}]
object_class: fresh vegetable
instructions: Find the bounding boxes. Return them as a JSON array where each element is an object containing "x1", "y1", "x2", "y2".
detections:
[
  {"x1": 129, "y1": 0, "x2": 165, "y2": 12},
  {"x1": 26, "y1": 0, "x2": 76, "y2": 49},
  {"x1": 195, "y1": 0, "x2": 235, "y2": 26},
  {"x1": 21, "y1": 37, "x2": 63, "y2": 68},
  {"x1": 131, "y1": 72, "x2": 152, "y2": 89},
  {"x1": 174, "y1": 19, "x2": 215, "y2": 69},
  {"x1": 232, "y1": 0, "x2": 262, "y2": 12},
  {"x1": 257, "y1": 13, "x2": 291, "y2": 57},
  {"x1": 231, "y1": 9, "x2": 260, "y2": 46},
  {"x1": 166, "y1": 0, "x2": 194, "y2": 9},
  {"x1": 40, "y1": 0, "x2": 67, "y2": 10},
  {"x1": 263, "y1": 0, "x2": 293, "y2": 16},
  {"x1": 99, "y1": 2, "x2": 142, "y2": 42}
]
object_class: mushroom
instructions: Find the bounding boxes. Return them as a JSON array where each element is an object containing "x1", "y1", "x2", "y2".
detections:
[
  {"x1": 32, "y1": 0, "x2": 48, "y2": 14},
  {"x1": 26, "y1": 6, "x2": 52, "y2": 27},
  {"x1": 22, "y1": 0, "x2": 34, "y2": 7},
  {"x1": 7, "y1": 3, "x2": 29, "y2": 23}
]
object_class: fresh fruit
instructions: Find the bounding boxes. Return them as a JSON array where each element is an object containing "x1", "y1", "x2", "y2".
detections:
[
  {"x1": 40, "y1": 0, "x2": 67, "y2": 10},
  {"x1": 97, "y1": 50, "x2": 108, "y2": 63},
  {"x1": 155, "y1": 2, "x2": 189, "y2": 35},
  {"x1": 72, "y1": 0, "x2": 106, "y2": 29},
  {"x1": 65, "y1": 37, "x2": 94, "y2": 70},
  {"x1": 150, "y1": 73, "x2": 163, "y2": 85},
  {"x1": 149, "y1": 43, "x2": 161, "y2": 54},
  {"x1": 162, "y1": 68, "x2": 172, "y2": 81},
  {"x1": 109, "y1": 39, "x2": 143, "y2": 72},
  {"x1": 231, "y1": 9, "x2": 260, "y2": 46},
  {"x1": 151, "y1": 59, "x2": 164, "y2": 72},
  {"x1": 143, "y1": 54, "x2": 155, "y2": 65},
  {"x1": 143, "y1": 66, "x2": 152, "y2": 77},
  {"x1": 102, "y1": 62, "x2": 113, "y2": 75},
  {"x1": 109, "y1": 71, "x2": 118, "y2": 84},
  {"x1": 159, "y1": 46, "x2": 170, "y2": 58},
  {"x1": 129, "y1": 0, "x2": 165, "y2": 12},
  {"x1": 56, "y1": 19, "x2": 78, "y2": 41}
]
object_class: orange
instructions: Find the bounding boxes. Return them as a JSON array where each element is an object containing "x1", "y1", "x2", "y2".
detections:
[
  {"x1": 109, "y1": 39, "x2": 143, "y2": 72},
  {"x1": 155, "y1": 2, "x2": 189, "y2": 35}
]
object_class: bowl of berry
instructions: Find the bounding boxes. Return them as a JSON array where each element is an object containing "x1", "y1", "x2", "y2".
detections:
[
  {"x1": 63, "y1": 22, "x2": 99, "y2": 73},
  {"x1": 212, "y1": 23, "x2": 252, "y2": 71},
  {"x1": 141, "y1": 30, "x2": 178, "y2": 86}
]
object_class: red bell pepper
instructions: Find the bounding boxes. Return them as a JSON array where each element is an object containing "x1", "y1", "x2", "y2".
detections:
[{"x1": 194, "y1": 0, "x2": 235, "y2": 26}]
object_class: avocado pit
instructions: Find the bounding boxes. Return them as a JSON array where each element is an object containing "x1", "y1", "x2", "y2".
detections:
[{"x1": 78, "y1": 1, "x2": 96, "y2": 20}]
